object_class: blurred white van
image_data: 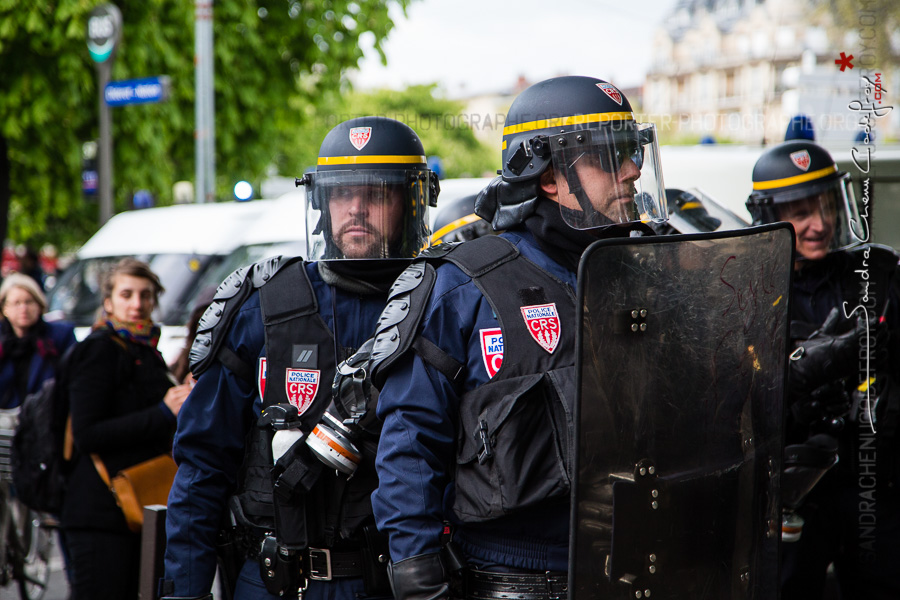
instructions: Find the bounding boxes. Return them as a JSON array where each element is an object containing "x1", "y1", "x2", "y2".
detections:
[{"x1": 45, "y1": 199, "x2": 297, "y2": 361}]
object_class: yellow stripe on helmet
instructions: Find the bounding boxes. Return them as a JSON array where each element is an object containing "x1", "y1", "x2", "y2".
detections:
[
  {"x1": 318, "y1": 155, "x2": 426, "y2": 166},
  {"x1": 752, "y1": 165, "x2": 838, "y2": 191},
  {"x1": 431, "y1": 213, "x2": 481, "y2": 243},
  {"x1": 502, "y1": 112, "x2": 635, "y2": 137}
]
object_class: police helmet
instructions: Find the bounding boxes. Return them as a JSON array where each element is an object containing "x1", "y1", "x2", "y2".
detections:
[
  {"x1": 430, "y1": 193, "x2": 494, "y2": 245},
  {"x1": 747, "y1": 140, "x2": 863, "y2": 255},
  {"x1": 475, "y1": 76, "x2": 667, "y2": 231},
  {"x1": 299, "y1": 116, "x2": 438, "y2": 260}
]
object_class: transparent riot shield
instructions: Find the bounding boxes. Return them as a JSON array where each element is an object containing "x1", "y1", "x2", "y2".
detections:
[{"x1": 570, "y1": 224, "x2": 794, "y2": 600}]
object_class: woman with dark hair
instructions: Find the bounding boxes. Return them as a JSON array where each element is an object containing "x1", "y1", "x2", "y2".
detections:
[
  {"x1": 0, "y1": 273, "x2": 76, "y2": 408},
  {"x1": 60, "y1": 258, "x2": 192, "y2": 599}
]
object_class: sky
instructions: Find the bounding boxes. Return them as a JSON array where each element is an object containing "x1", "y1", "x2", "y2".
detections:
[{"x1": 351, "y1": 0, "x2": 680, "y2": 97}]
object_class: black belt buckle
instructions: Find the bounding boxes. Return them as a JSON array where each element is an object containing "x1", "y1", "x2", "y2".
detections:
[
  {"x1": 545, "y1": 571, "x2": 566, "y2": 600},
  {"x1": 308, "y1": 548, "x2": 333, "y2": 581}
]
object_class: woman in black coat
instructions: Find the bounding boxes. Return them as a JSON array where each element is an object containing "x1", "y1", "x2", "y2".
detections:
[
  {"x1": 0, "y1": 273, "x2": 76, "y2": 408},
  {"x1": 60, "y1": 258, "x2": 192, "y2": 599}
]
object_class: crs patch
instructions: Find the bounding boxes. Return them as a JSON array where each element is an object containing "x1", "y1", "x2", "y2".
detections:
[
  {"x1": 479, "y1": 328, "x2": 504, "y2": 378},
  {"x1": 521, "y1": 303, "x2": 560, "y2": 354},
  {"x1": 257, "y1": 357, "x2": 267, "y2": 398},
  {"x1": 790, "y1": 149, "x2": 811, "y2": 171},
  {"x1": 285, "y1": 368, "x2": 320, "y2": 414},
  {"x1": 596, "y1": 82, "x2": 623, "y2": 105},
  {"x1": 349, "y1": 127, "x2": 372, "y2": 151}
]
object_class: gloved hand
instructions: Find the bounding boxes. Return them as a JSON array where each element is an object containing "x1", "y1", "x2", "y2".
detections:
[
  {"x1": 159, "y1": 596, "x2": 213, "y2": 600},
  {"x1": 387, "y1": 552, "x2": 450, "y2": 600},
  {"x1": 790, "y1": 313, "x2": 863, "y2": 394}
]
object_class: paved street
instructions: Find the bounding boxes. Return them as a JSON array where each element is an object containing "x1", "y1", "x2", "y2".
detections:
[{"x1": 0, "y1": 536, "x2": 68, "y2": 600}]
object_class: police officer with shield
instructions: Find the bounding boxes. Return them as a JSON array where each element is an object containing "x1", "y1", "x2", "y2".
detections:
[
  {"x1": 355, "y1": 76, "x2": 668, "y2": 599},
  {"x1": 747, "y1": 140, "x2": 900, "y2": 600},
  {"x1": 161, "y1": 117, "x2": 438, "y2": 600}
]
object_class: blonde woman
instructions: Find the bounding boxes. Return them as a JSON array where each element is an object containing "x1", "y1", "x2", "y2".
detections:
[{"x1": 0, "y1": 273, "x2": 76, "y2": 408}]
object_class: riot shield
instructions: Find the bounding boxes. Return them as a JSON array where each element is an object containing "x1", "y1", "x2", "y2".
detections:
[{"x1": 570, "y1": 224, "x2": 793, "y2": 600}]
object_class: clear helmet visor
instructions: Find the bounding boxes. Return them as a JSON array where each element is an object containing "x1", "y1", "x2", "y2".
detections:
[
  {"x1": 548, "y1": 122, "x2": 667, "y2": 230},
  {"x1": 773, "y1": 175, "x2": 862, "y2": 260},
  {"x1": 303, "y1": 169, "x2": 433, "y2": 260}
]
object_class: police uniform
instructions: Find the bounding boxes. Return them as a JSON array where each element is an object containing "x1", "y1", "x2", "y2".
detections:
[
  {"x1": 747, "y1": 140, "x2": 900, "y2": 600},
  {"x1": 367, "y1": 77, "x2": 668, "y2": 600},
  {"x1": 162, "y1": 116, "x2": 438, "y2": 600}
]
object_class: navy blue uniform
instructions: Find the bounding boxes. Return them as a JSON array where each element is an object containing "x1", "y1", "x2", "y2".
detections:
[
  {"x1": 165, "y1": 262, "x2": 388, "y2": 599},
  {"x1": 373, "y1": 229, "x2": 573, "y2": 571}
]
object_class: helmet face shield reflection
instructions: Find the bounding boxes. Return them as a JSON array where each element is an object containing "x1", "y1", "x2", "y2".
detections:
[
  {"x1": 304, "y1": 169, "x2": 434, "y2": 260},
  {"x1": 770, "y1": 175, "x2": 862, "y2": 256},
  {"x1": 548, "y1": 122, "x2": 667, "y2": 230}
]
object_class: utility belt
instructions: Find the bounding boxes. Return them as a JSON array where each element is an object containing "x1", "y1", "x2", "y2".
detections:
[
  {"x1": 461, "y1": 569, "x2": 568, "y2": 600},
  {"x1": 238, "y1": 527, "x2": 390, "y2": 596}
]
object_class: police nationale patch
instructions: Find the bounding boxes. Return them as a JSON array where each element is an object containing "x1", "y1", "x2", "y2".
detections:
[
  {"x1": 257, "y1": 357, "x2": 267, "y2": 398},
  {"x1": 790, "y1": 150, "x2": 811, "y2": 171},
  {"x1": 479, "y1": 328, "x2": 504, "y2": 378},
  {"x1": 521, "y1": 303, "x2": 560, "y2": 354},
  {"x1": 285, "y1": 368, "x2": 320, "y2": 414},
  {"x1": 596, "y1": 82, "x2": 623, "y2": 106},
  {"x1": 349, "y1": 127, "x2": 372, "y2": 151}
]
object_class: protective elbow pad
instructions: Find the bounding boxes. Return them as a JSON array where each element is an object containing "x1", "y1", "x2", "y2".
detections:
[{"x1": 387, "y1": 552, "x2": 450, "y2": 600}]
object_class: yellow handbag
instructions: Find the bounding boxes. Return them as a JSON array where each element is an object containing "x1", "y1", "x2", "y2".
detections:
[{"x1": 92, "y1": 453, "x2": 177, "y2": 533}]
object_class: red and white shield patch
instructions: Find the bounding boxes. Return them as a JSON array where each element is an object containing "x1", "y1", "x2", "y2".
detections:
[
  {"x1": 790, "y1": 150, "x2": 811, "y2": 171},
  {"x1": 349, "y1": 127, "x2": 372, "y2": 151},
  {"x1": 285, "y1": 368, "x2": 319, "y2": 414},
  {"x1": 596, "y1": 82, "x2": 623, "y2": 106},
  {"x1": 257, "y1": 357, "x2": 267, "y2": 398},
  {"x1": 521, "y1": 303, "x2": 560, "y2": 354},
  {"x1": 479, "y1": 328, "x2": 504, "y2": 378}
]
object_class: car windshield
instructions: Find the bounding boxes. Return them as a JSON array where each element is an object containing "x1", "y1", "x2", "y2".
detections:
[
  {"x1": 46, "y1": 254, "x2": 220, "y2": 327},
  {"x1": 170, "y1": 241, "x2": 307, "y2": 325}
]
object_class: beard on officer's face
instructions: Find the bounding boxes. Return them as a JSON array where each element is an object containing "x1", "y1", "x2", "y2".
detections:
[{"x1": 333, "y1": 219, "x2": 390, "y2": 258}]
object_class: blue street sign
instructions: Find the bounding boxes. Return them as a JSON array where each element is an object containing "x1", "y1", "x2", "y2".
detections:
[{"x1": 104, "y1": 76, "x2": 171, "y2": 107}]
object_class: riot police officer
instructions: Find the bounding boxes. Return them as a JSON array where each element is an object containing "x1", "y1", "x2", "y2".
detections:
[
  {"x1": 360, "y1": 76, "x2": 667, "y2": 599},
  {"x1": 747, "y1": 140, "x2": 900, "y2": 599},
  {"x1": 161, "y1": 117, "x2": 438, "y2": 600}
]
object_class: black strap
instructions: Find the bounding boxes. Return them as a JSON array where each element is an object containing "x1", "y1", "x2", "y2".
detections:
[
  {"x1": 443, "y1": 235, "x2": 519, "y2": 278},
  {"x1": 465, "y1": 569, "x2": 568, "y2": 600},
  {"x1": 261, "y1": 259, "x2": 316, "y2": 324},
  {"x1": 216, "y1": 345, "x2": 255, "y2": 385},
  {"x1": 412, "y1": 336, "x2": 464, "y2": 387}
]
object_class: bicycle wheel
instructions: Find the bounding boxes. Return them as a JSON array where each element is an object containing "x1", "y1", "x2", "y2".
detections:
[{"x1": 12, "y1": 500, "x2": 50, "y2": 600}]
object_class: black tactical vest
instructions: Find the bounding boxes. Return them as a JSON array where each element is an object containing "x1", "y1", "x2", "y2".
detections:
[
  {"x1": 371, "y1": 236, "x2": 579, "y2": 523},
  {"x1": 225, "y1": 262, "x2": 379, "y2": 546}
]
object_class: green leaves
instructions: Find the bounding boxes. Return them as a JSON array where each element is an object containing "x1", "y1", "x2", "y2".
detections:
[{"x1": 1, "y1": 0, "x2": 412, "y2": 251}]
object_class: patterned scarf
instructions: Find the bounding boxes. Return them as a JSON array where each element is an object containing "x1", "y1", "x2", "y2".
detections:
[{"x1": 102, "y1": 317, "x2": 161, "y2": 349}]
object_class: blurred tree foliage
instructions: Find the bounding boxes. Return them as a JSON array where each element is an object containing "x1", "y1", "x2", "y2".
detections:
[
  {"x1": 0, "y1": 0, "x2": 410, "y2": 252},
  {"x1": 271, "y1": 83, "x2": 499, "y2": 184}
]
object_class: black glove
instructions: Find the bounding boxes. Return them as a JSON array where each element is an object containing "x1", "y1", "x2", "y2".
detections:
[
  {"x1": 387, "y1": 552, "x2": 450, "y2": 600},
  {"x1": 790, "y1": 314, "x2": 863, "y2": 394},
  {"x1": 159, "y1": 596, "x2": 213, "y2": 600}
]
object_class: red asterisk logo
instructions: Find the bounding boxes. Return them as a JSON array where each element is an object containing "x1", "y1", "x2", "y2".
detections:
[{"x1": 835, "y1": 52, "x2": 854, "y2": 72}]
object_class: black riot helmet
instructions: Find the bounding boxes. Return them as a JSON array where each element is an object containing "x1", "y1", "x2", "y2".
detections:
[
  {"x1": 430, "y1": 193, "x2": 495, "y2": 245},
  {"x1": 298, "y1": 116, "x2": 438, "y2": 261},
  {"x1": 475, "y1": 76, "x2": 667, "y2": 231},
  {"x1": 747, "y1": 140, "x2": 863, "y2": 256}
]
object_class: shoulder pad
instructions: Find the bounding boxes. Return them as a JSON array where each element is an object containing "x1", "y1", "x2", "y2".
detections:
[
  {"x1": 370, "y1": 261, "x2": 436, "y2": 388},
  {"x1": 189, "y1": 256, "x2": 298, "y2": 376}
]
